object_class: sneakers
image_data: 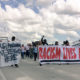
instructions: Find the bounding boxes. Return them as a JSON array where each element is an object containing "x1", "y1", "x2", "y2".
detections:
[
  {"x1": 11, "y1": 65, "x2": 13, "y2": 67},
  {"x1": 15, "y1": 64, "x2": 19, "y2": 67},
  {"x1": 11, "y1": 64, "x2": 19, "y2": 67}
]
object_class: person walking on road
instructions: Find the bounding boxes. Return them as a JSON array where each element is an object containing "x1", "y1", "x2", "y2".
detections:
[
  {"x1": 33, "y1": 45, "x2": 38, "y2": 61},
  {"x1": 21, "y1": 44, "x2": 25, "y2": 59},
  {"x1": 11, "y1": 36, "x2": 20, "y2": 67}
]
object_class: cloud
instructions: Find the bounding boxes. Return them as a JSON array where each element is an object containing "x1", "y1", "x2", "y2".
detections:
[
  {"x1": 0, "y1": 4, "x2": 48, "y2": 43},
  {"x1": 68, "y1": 31, "x2": 80, "y2": 38},
  {"x1": 54, "y1": 15, "x2": 80, "y2": 31},
  {"x1": 56, "y1": 28, "x2": 80, "y2": 38},
  {"x1": 56, "y1": 28, "x2": 66, "y2": 34},
  {"x1": 26, "y1": 0, "x2": 33, "y2": 8},
  {"x1": 0, "y1": 0, "x2": 9, "y2": 1},
  {"x1": 0, "y1": 0, "x2": 80, "y2": 44},
  {"x1": 36, "y1": 0, "x2": 80, "y2": 15},
  {"x1": 49, "y1": 0, "x2": 80, "y2": 15},
  {"x1": 36, "y1": 0, "x2": 53, "y2": 7}
]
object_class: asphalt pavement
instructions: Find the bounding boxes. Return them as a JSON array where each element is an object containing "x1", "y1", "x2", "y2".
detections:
[{"x1": 0, "y1": 58, "x2": 80, "y2": 80}]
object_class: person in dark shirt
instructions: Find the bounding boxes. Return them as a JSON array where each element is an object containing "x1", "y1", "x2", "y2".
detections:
[
  {"x1": 33, "y1": 45, "x2": 38, "y2": 61},
  {"x1": 65, "y1": 40, "x2": 70, "y2": 46},
  {"x1": 41, "y1": 35, "x2": 48, "y2": 45},
  {"x1": 55, "y1": 41, "x2": 59, "y2": 45}
]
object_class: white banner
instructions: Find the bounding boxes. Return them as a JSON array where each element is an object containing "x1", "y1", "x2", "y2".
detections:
[
  {"x1": 39, "y1": 46, "x2": 80, "y2": 64},
  {"x1": 0, "y1": 42, "x2": 21, "y2": 67}
]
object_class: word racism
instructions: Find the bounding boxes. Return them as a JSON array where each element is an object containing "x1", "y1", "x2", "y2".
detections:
[{"x1": 39, "y1": 46, "x2": 80, "y2": 64}]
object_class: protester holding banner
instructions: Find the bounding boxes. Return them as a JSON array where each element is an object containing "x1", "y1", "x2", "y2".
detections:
[
  {"x1": 62, "y1": 40, "x2": 70, "y2": 46},
  {"x1": 55, "y1": 41, "x2": 59, "y2": 45},
  {"x1": 65, "y1": 40, "x2": 70, "y2": 46},
  {"x1": 11, "y1": 36, "x2": 20, "y2": 67},
  {"x1": 62, "y1": 41, "x2": 66, "y2": 46}
]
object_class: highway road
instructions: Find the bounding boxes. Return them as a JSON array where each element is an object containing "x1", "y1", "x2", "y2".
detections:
[{"x1": 0, "y1": 58, "x2": 80, "y2": 80}]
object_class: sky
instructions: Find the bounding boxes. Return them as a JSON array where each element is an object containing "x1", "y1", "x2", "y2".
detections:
[{"x1": 0, "y1": 0, "x2": 80, "y2": 44}]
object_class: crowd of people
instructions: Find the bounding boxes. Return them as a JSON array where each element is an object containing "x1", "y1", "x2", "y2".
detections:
[
  {"x1": 21, "y1": 44, "x2": 38, "y2": 61},
  {"x1": 21, "y1": 44, "x2": 32, "y2": 59},
  {"x1": 55, "y1": 40, "x2": 70, "y2": 46},
  {"x1": 21, "y1": 35, "x2": 70, "y2": 62},
  {"x1": 0, "y1": 36, "x2": 71, "y2": 68}
]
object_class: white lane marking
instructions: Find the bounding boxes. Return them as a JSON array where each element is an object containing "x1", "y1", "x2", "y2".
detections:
[{"x1": 0, "y1": 69, "x2": 7, "y2": 80}]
